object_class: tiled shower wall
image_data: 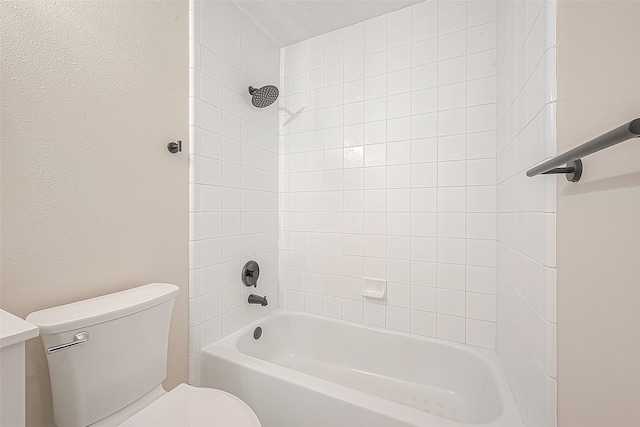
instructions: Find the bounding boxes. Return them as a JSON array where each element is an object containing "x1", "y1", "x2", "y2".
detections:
[
  {"x1": 188, "y1": 0, "x2": 280, "y2": 384},
  {"x1": 278, "y1": 0, "x2": 499, "y2": 347},
  {"x1": 495, "y1": 0, "x2": 557, "y2": 426}
]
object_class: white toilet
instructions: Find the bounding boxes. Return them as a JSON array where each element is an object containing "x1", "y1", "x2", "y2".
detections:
[{"x1": 27, "y1": 283, "x2": 261, "y2": 427}]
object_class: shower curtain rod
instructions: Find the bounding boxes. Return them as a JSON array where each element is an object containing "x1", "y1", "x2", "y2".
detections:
[{"x1": 526, "y1": 118, "x2": 640, "y2": 182}]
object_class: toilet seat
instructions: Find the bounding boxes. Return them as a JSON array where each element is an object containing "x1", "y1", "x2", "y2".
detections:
[{"x1": 119, "y1": 384, "x2": 261, "y2": 427}]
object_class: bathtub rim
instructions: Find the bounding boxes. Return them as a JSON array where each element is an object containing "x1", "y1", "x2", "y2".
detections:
[{"x1": 200, "y1": 308, "x2": 524, "y2": 427}]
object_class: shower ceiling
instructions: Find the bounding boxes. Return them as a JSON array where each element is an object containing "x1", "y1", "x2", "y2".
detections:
[{"x1": 233, "y1": 0, "x2": 425, "y2": 46}]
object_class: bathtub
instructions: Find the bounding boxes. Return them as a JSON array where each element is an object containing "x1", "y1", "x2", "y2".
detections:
[{"x1": 200, "y1": 309, "x2": 523, "y2": 427}]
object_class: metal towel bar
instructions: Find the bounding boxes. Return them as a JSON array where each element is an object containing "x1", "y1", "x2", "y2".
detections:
[{"x1": 526, "y1": 118, "x2": 640, "y2": 182}]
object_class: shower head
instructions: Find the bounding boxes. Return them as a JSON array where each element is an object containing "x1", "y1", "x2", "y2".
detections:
[{"x1": 248, "y1": 85, "x2": 279, "y2": 108}]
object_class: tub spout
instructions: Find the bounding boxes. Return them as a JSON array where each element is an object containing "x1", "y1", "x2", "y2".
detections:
[{"x1": 248, "y1": 294, "x2": 268, "y2": 306}]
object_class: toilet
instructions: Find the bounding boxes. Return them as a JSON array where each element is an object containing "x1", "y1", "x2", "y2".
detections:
[{"x1": 26, "y1": 283, "x2": 261, "y2": 427}]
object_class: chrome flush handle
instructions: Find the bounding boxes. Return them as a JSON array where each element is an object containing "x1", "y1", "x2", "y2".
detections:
[{"x1": 47, "y1": 331, "x2": 90, "y2": 354}]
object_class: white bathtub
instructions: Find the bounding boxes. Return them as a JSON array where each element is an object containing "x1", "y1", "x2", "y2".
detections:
[{"x1": 200, "y1": 309, "x2": 523, "y2": 427}]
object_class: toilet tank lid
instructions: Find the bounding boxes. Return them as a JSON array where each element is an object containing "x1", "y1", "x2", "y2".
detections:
[{"x1": 26, "y1": 283, "x2": 179, "y2": 335}]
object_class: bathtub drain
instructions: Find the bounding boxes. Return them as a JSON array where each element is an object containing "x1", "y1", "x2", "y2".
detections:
[{"x1": 253, "y1": 327, "x2": 262, "y2": 339}]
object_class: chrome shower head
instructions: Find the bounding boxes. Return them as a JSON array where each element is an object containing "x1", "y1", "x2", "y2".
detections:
[{"x1": 248, "y1": 85, "x2": 279, "y2": 108}]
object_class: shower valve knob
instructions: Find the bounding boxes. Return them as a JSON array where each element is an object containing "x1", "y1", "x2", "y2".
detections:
[{"x1": 242, "y1": 260, "x2": 260, "y2": 287}]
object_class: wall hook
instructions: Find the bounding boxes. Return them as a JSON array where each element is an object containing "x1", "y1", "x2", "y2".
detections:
[{"x1": 167, "y1": 140, "x2": 182, "y2": 153}]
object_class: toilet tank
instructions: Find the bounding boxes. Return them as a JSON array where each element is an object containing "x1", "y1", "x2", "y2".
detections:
[{"x1": 26, "y1": 283, "x2": 179, "y2": 427}]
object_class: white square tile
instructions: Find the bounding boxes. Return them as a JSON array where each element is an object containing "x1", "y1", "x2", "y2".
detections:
[
  {"x1": 436, "y1": 314, "x2": 465, "y2": 343},
  {"x1": 411, "y1": 237, "x2": 437, "y2": 262},
  {"x1": 411, "y1": 113, "x2": 438, "y2": 139},
  {"x1": 364, "y1": 166, "x2": 387, "y2": 189},
  {"x1": 387, "y1": 212, "x2": 411, "y2": 236},
  {"x1": 364, "y1": 52, "x2": 387, "y2": 78},
  {"x1": 412, "y1": 13, "x2": 438, "y2": 42},
  {"x1": 410, "y1": 285, "x2": 437, "y2": 311},
  {"x1": 305, "y1": 293, "x2": 323, "y2": 314},
  {"x1": 411, "y1": 213, "x2": 437, "y2": 237},
  {"x1": 438, "y1": 160, "x2": 467, "y2": 187},
  {"x1": 466, "y1": 266, "x2": 496, "y2": 294},
  {"x1": 344, "y1": 79, "x2": 365, "y2": 103},
  {"x1": 387, "y1": 164, "x2": 411, "y2": 188},
  {"x1": 387, "y1": 189, "x2": 411, "y2": 212},
  {"x1": 365, "y1": 74, "x2": 387, "y2": 99},
  {"x1": 364, "y1": 212, "x2": 386, "y2": 234},
  {"x1": 387, "y1": 93, "x2": 411, "y2": 119},
  {"x1": 387, "y1": 68, "x2": 412, "y2": 95},
  {"x1": 388, "y1": 45, "x2": 412, "y2": 72},
  {"x1": 365, "y1": 14, "x2": 387, "y2": 33},
  {"x1": 388, "y1": 117, "x2": 411, "y2": 141},
  {"x1": 387, "y1": 235, "x2": 410, "y2": 260},
  {"x1": 467, "y1": 158, "x2": 496, "y2": 186},
  {"x1": 386, "y1": 306, "x2": 410, "y2": 332},
  {"x1": 466, "y1": 292, "x2": 496, "y2": 321},
  {"x1": 412, "y1": 38, "x2": 438, "y2": 66},
  {"x1": 411, "y1": 188, "x2": 437, "y2": 212},
  {"x1": 386, "y1": 280, "x2": 410, "y2": 306},
  {"x1": 364, "y1": 144, "x2": 386, "y2": 167},
  {"x1": 437, "y1": 288, "x2": 465, "y2": 316},
  {"x1": 387, "y1": 141, "x2": 411, "y2": 165},
  {"x1": 467, "y1": 22, "x2": 496, "y2": 54},
  {"x1": 343, "y1": 299, "x2": 363, "y2": 322},
  {"x1": 344, "y1": 102, "x2": 364, "y2": 126},
  {"x1": 437, "y1": 213, "x2": 466, "y2": 238},
  {"x1": 467, "y1": 239, "x2": 496, "y2": 267},
  {"x1": 412, "y1": 63, "x2": 438, "y2": 90},
  {"x1": 437, "y1": 30, "x2": 466, "y2": 60},
  {"x1": 364, "y1": 120, "x2": 387, "y2": 145},
  {"x1": 364, "y1": 189, "x2": 386, "y2": 211},
  {"x1": 467, "y1": 49, "x2": 496, "y2": 80},
  {"x1": 365, "y1": 98, "x2": 386, "y2": 122},
  {"x1": 344, "y1": 57, "x2": 365, "y2": 82},
  {"x1": 410, "y1": 310, "x2": 436, "y2": 337},
  {"x1": 410, "y1": 261, "x2": 437, "y2": 286},
  {"x1": 437, "y1": 238, "x2": 465, "y2": 264},
  {"x1": 467, "y1": 104, "x2": 496, "y2": 133},
  {"x1": 465, "y1": 319, "x2": 496, "y2": 349},
  {"x1": 325, "y1": 41, "x2": 344, "y2": 65},
  {"x1": 438, "y1": 4, "x2": 466, "y2": 35},
  {"x1": 411, "y1": 138, "x2": 438, "y2": 163},
  {"x1": 325, "y1": 63, "x2": 344, "y2": 86},
  {"x1": 467, "y1": 213, "x2": 496, "y2": 239},
  {"x1": 365, "y1": 28, "x2": 387, "y2": 55},
  {"x1": 344, "y1": 35, "x2": 365, "y2": 60},
  {"x1": 467, "y1": 1, "x2": 496, "y2": 27},
  {"x1": 412, "y1": 88, "x2": 438, "y2": 115},
  {"x1": 437, "y1": 263, "x2": 466, "y2": 290},
  {"x1": 438, "y1": 82, "x2": 467, "y2": 111},
  {"x1": 388, "y1": 22, "x2": 412, "y2": 48},
  {"x1": 364, "y1": 301, "x2": 385, "y2": 327},
  {"x1": 343, "y1": 21, "x2": 364, "y2": 39},
  {"x1": 438, "y1": 108, "x2": 466, "y2": 136},
  {"x1": 323, "y1": 295, "x2": 343, "y2": 319},
  {"x1": 411, "y1": 162, "x2": 438, "y2": 187}
]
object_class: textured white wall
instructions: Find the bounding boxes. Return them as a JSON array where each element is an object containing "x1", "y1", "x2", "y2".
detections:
[
  {"x1": 188, "y1": 0, "x2": 280, "y2": 385},
  {"x1": 0, "y1": 1, "x2": 189, "y2": 425},
  {"x1": 278, "y1": 0, "x2": 499, "y2": 347},
  {"x1": 495, "y1": 1, "x2": 557, "y2": 426},
  {"x1": 556, "y1": 1, "x2": 640, "y2": 426}
]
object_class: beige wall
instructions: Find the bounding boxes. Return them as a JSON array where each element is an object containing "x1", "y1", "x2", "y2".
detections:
[
  {"x1": 557, "y1": 1, "x2": 640, "y2": 426},
  {"x1": 0, "y1": 1, "x2": 189, "y2": 426}
]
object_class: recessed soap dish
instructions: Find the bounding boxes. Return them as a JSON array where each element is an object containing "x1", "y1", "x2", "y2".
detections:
[{"x1": 361, "y1": 278, "x2": 387, "y2": 299}]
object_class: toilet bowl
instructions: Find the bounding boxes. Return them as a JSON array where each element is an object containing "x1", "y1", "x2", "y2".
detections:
[
  {"x1": 27, "y1": 283, "x2": 260, "y2": 427},
  {"x1": 117, "y1": 384, "x2": 260, "y2": 427}
]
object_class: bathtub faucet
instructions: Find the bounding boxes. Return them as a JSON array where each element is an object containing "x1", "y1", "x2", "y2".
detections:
[{"x1": 248, "y1": 294, "x2": 268, "y2": 306}]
